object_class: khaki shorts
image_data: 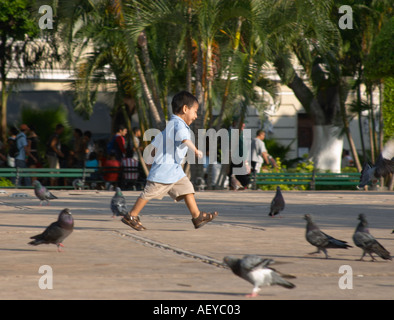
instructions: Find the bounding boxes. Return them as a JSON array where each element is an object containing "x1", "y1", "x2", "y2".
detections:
[{"x1": 140, "y1": 176, "x2": 195, "y2": 202}]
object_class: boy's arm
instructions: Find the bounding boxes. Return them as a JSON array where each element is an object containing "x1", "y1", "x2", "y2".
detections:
[{"x1": 182, "y1": 139, "x2": 203, "y2": 159}]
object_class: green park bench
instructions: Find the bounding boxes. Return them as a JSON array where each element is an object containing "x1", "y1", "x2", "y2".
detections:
[
  {"x1": 252, "y1": 171, "x2": 361, "y2": 190},
  {"x1": 0, "y1": 167, "x2": 96, "y2": 189}
]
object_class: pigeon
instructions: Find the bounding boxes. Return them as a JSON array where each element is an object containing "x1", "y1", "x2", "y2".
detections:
[
  {"x1": 28, "y1": 208, "x2": 74, "y2": 252},
  {"x1": 72, "y1": 179, "x2": 85, "y2": 190},
  {"x1": 223, "y1": 255, "x2": 296, "y2": 297},
  {"x1": 352, "y1": 214, "x2": 392, "y2": 261},
  {"x1": 304, "y1": 214, "x2": 352, "y2": 259},
  {"x1": 268, "y1": 186, "x2": 285, "y2": 218},
  {"x1": 110, "y1": 187, "x2": 128, "y2": 218},
  {"x1": 33, "y1": 180, "x2": 57, "y2": 205},
  {"x1": 358, "y1": 153, "x2": 394, "y2": 189}
]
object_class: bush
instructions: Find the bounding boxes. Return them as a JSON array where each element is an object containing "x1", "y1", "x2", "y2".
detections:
[{"x1": 0, "y1": 177, "x2": 13, "y2": 187}]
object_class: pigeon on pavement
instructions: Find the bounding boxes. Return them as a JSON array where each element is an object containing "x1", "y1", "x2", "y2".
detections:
[
  {"x1": 72, "y1": 179, "x2": 85, "y2": 190},
  {"x1": 223, "y1": 255, "x2": 295, "y2": 297},
  {"x1": 353, "y1": 214, "x2": 392, "y2": 261},
  {"x1": 28, "y1": 208, "x2": 74, "y2": 252},
  {"x1": 33, "y1": 180, "x2": 57, "y2": 205},
  {"x1": 358, "y1": 153, "x2": 394, "y2": 189},
  {"x1": 268, "y1": 186, "x2": 285, "y2": 218},
  {"x1": 111, "y1": 187, "x2": 128, "y2": 218},
  {"x1": 304, "y1": 214, "x2": 352, "y2": 259}
]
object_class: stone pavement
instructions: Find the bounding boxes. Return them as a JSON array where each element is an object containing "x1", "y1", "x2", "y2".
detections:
[{"x1": 0, "y1": 188, "x2": 393, "y2": 300}]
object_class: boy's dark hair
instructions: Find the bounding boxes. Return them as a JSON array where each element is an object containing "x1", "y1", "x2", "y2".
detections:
[{"x1": 171, "y1": 91, "x2": 198, "y2": 114}]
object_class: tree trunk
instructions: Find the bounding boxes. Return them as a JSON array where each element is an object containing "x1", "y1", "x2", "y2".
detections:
[
  {"x1": 215, "y1": 17, "x2": 243, "y2": 129},
  {"x1": 137, "y1": 31, "x2": 162, "y2": 114},
  {"x1": 274, "y1": 56, "x2": 345, "y2": 172},
  {"x1": 339, "y1": 79, "x2": 362, "y2": 171},
  {"x1": 134, "y1": 54, "x2": 165, "y2": 130},
  {"x1": 190, "y1": 39, "x2": 205, "y2": 185},
  {"x1": 309, "y1": 125, "x2": 344, "y2": 172}
]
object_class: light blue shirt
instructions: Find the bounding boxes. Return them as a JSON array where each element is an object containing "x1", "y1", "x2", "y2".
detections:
[
  {"x1": 147, "y1": 115, "x2": 191, "y2": 184},
  {"x1": 15, "y1": 132, "x2": 28, "y2": 161}
]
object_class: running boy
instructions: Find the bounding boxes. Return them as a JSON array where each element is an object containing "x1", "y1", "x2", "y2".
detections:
[{"x1": 121, "y1": 91, "x2": 218, "y2": 231}]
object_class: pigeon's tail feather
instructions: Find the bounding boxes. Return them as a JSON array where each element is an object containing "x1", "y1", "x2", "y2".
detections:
[
  {"x1": 28, "y1": 237, "x2": 44, "y2": 246},
  {"x1": 49, "y1": 193, "x2": 58, "y2": 200},
  {"x1": 273, "y1": 274, "x2": 296, "y2": 289},
  {"x1": 372, "y1": 242, "x2": 392, "y2": 261},
  {"x1": 268, "y1": 267, "x2": 297, "y2": 280},
  {"x1": 328, "y1": 238, "x2": 353, "y2": 249}
]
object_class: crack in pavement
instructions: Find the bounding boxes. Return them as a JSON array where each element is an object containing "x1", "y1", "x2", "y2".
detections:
[{"x1": 112, "y1": 230, "x2": 228, "y2": 269}]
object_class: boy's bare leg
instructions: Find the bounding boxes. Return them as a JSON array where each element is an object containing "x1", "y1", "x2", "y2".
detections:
[
  {"x1": 183, "y1": 193, "x2": 200, "y2": 218},
  {"x1": 129, "y1": 196, "x2": 149, "y2": 217}
]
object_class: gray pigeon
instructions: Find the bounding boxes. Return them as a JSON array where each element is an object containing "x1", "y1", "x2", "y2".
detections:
[
  {"x1": 304, "y1": 214, "x2": 352, "y2": 259},
  {"x1": 352, "y1": 214, "x2": 392, "y2": 261},
  {"x1": 111, "y1": 187, "x2": 128, "y2": 217},
  {"x1": 33, "y1": 180, "x2": 57, "y2": 205},
  {"x1": 28, "y1": 208, "x2": 74, "y2": 252},
  {"x1": 268, "y1": 186, "x2": 285, "y2": 218},
  {"x1": 358, "y1": 154, "x2": 394, "y2": 189},
  {"x1": 223, "y1": 255, "x2": 295, "y2": 297},
  {"x1": 72, "y1": 179, "x2": 85, "y2": 190}
]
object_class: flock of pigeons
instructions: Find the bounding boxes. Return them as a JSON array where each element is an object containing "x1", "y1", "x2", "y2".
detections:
[{"x1": 25, "y1": 152, "x2": 393, "y2": 297}]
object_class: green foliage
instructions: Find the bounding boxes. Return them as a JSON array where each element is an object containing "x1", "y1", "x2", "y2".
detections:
[
  {"x1": 264, "y1": 138, "x2": 293, "y2": 162},
  {"x1": 382, "y1": 77, "x2": 394, "y2": 144},
  {"x1": 364, "y1": 17, "x2": 394, "y2": 80},
  {"x1": 0, "y1": 177, "x2": 13, "y2": 187},
  {"x1": 0, "y1": 0, "x2": 39, "y2": 39}
]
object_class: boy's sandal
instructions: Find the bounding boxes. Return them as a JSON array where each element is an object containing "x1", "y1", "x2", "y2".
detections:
[
  {"x1": 192, "y1": 211, "x2": 219, "y2": 229},
  {"x1": 121, "y1": 215, "x2": 146, "y2": 231}
]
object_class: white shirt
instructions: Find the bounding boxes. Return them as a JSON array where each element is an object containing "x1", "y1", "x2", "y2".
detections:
[{"x1": 251, "y1": 138, "x2": 267, "y2": 164}]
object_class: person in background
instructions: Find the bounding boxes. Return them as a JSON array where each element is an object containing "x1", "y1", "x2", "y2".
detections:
[
  {"x1": 72, "y1": 128, "x2": 85, "y2": 168},
  {"x1": 130, "y1": 127, "x2": 142, "y2": 161},
  {"x1": 108, "y1": 125, "x2": 127, "y2": 161},
  {"x1": 26, "y1": 124, "x2": 40, "y2": 183},
  {"x1": 251, "y1": 130, "x2": 277, "y2": 174},
  {"x1": 102, "y1": 151, "x2": 121, "y2": 189},
  {"x1": 83, "y1": 130, "x2": 95, "y2": 160},
  {"x1": 341, "y1": 149, "x2": 354, "y2": 168},
  {"x1": 6, "y1": 126, "x2": 18, "y2": 170},
  {"x1": 15, "y1": 124, "x2": 31, "y2": 186},
  {"x1": 46, "y1": 124, "x2": 65, "y2": 186},
  {"x1": 85, "y1": 151, "x2": 102, "y2": 182}
]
